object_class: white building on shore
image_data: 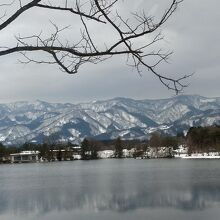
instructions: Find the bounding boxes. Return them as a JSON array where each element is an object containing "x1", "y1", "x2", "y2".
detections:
[{"x1": 10, "y1": 151, "x2": 40, "y2": 163}]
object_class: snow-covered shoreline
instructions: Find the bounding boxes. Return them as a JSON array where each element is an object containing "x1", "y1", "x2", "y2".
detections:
[{"x1": 174, "y1": 153, "x2": 220, "y2": 159}]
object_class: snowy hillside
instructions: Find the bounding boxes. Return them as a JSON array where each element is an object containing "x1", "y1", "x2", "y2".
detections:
[{"x1": 0, "y1": 95, "x2": 219, "y2": 145}]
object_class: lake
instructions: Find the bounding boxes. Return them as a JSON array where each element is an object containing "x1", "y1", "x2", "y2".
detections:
[{"x1": 0, "y1": 159, "x2": 220, "y2": 220}]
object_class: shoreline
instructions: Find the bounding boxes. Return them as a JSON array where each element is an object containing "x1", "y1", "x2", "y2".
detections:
[{"x1": 174, "y1": 153, "x2": 220, "y2": 159}]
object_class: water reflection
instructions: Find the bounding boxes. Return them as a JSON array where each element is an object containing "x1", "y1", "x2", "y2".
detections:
[
  {"x1": 1, "y1": 184, "x2": 220, "y2": 215},
  {"x1": 0, "y1": 160, "x2": 220, "y2": 217}
]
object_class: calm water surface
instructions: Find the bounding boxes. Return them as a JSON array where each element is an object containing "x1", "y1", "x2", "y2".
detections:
[{"x1": 0, "y1": 159, "x2": 220, "y2": 220}]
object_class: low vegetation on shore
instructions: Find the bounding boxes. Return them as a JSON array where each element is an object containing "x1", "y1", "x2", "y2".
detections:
[{"x1": 0, "y1": 125, "x2": 219, "y2": 163}]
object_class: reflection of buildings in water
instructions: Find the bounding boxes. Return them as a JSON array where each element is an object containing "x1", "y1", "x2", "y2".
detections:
[{"x1": 1, "y1": 184, "x2": 220, "y2": 216}]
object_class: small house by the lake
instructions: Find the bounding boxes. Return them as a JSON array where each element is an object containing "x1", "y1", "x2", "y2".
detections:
[{"x1": 10, "y1": 151, "x2": 39, "y2": 163}]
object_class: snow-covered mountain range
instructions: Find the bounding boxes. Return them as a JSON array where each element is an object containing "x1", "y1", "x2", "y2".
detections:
[{"x1": 0, "y1": 95, "x2": 219, "y2": 145}]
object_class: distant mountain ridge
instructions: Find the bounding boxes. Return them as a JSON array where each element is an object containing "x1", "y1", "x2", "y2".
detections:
[{"x1": 0, "y1": 95, "x2": 219, "y2": 145}]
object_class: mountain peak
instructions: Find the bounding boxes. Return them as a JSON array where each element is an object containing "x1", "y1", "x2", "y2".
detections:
[{"x1": 0, "y1": 95, "x2": 219, "y2": 145}]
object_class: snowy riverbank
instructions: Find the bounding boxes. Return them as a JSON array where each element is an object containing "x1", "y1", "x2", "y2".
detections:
[{"x1": 174, "y1": 152, "x2": 220, "y2": 159}]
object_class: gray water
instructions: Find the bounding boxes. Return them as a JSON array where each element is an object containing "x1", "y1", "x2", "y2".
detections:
[{"x1": 0, "y1": 159, "x2": 220, "y2": 220}]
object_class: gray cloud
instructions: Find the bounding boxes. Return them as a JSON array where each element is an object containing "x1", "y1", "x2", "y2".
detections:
[{"x1": 0, "y1": 0, "x2": 219, "y2": 103}]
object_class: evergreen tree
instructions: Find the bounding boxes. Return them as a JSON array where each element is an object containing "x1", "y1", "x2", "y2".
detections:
[
  {"x1": 90, "y1": 139, "x2": 99, "y2": 160},
  {"x1": 114, "y1": 137, "x2": 123, "y2": 158},
  {"x1": 81, "y1": 138, "x2": 90, "y2": 160}
]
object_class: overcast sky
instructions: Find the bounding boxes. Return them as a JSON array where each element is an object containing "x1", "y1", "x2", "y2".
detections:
[{"x1": 0, "y1": 0, "x2": 219, "y2": 103}]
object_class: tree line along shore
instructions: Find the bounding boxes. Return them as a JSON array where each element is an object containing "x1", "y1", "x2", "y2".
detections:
[{"x1": 0, "y1": 125, "x2": 220, "y2": 163}]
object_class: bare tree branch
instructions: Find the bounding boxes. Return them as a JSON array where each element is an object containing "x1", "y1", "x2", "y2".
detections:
[
  {"x1": 36, "y1": 2, "x2": 106, "y2": 23},
  {"x1": 0, "y1": 0, "x2": 190, "y2": 93},
  {"x1": 0, "y1": 0, "x2": 41, "y2": 31}
]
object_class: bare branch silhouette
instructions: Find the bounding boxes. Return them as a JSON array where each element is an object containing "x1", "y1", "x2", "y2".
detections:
[{"x1": 0, "y1": 0, "x2": 190, "y2": 93}]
